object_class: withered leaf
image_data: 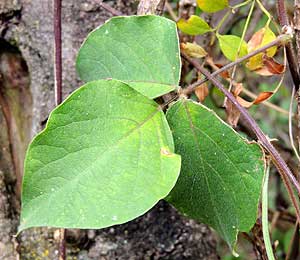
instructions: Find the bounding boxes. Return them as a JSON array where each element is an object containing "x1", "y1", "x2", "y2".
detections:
[
  {"x1": 262, "y1": 56, "x2": 285, "y2": 74},
  {"x1": 225, "y1": 98, "x2": 241, "y2": 127},
  {"x1": 195, "y1": 83, "x2": 209, "y2": 102},
  {"x1": 181, "y1": 42, "x2": 207, "y2": 58},
  {"x1": 236, "y1": 96, "x2": 253, "y2": 108},
  {"x1": 253, "y1": 91, "x2": 273, "y2": 104},
  {"x1": 254, "y1": 56, "x2": 285, "y2": 76}
]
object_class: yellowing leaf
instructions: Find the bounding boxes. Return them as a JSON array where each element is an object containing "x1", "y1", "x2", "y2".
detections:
[
  {"x1": 181, "y1": 42, "x2": 207, "y2": 58},
  {"x1": 217, "y1": 34, "x2": 248, "y2": 61},
  {"x1": 247, "y1": 27, "x2": 277, "y2": 71},
  {"x1": 261, "y1": 28, "x2": 277, "y2": 57},
  {"x1": 177, "y1": 15, "x2": 211, "y2": 35},
  {"x1": 197, "y1": 0, "x2": 229, "y2": 13}
]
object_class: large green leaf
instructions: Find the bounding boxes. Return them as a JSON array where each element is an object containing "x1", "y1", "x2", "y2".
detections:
[
  {"x1": 20, "y1": 79, "x2": 181, "y2": 232},
  {"x1": 76, "y1": 15, "x2": 181, "y2": 99},
  {"x1": 166, "y1": 99, "x2": 264, "y2": 249}
]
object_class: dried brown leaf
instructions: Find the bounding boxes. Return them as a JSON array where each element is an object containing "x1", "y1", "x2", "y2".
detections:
[
  {"x1": 225, "y1": 98, "x2": 241, "y2": 127},
  {"x1": 253, "y1": 91, "x2": 273, "y2": 104},
  {"x1": 233, "y1": 83, "x2": 243, "y2": 97},
  {"x1": 236, "y1": 96, "x2": 253, "y2": 108},
  {"x1": 195, "y1": 83, "x2": 209, "y2": 102},
  {"x1": 262, "y1": 56, "x2": 285, "y2": 74}
]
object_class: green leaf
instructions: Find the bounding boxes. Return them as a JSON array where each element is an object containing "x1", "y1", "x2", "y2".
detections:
[
  {"x1": 197, "y1": 0, "x2": 229, "y2": 13},
  {"x1": 217, "y1": 34, "x2": 248, "y2": 61},
  {"x1": 166, "y1": 99, "x2": 264, "y2": 249},
  {"x1": 76, "y1": 15, "x2": 181, "y2": 99},
  {"x1": 20, "y1": 79, "x2": 181, "y2": 232},
  {"x1": 177, "y1": 15, "x2": 211, "y2": 35}
]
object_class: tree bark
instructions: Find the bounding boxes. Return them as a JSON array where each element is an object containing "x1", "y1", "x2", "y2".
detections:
[
  {"x1": 0, "y1": 1, "x2": 218, "y2": 259},
  {"x1": 137, "y1": 0, "x2": 166, "y2": 15}
]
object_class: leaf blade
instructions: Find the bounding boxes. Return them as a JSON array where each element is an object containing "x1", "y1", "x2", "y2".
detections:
[
  {"x1": 76, "y1": 15, "x2": 181, "y2": 99},
  {"x1": 20, "y1": 79, "x2": 181, "y2": 232},
  {"x1": 166, "y1": 99, "x2": 264, "y2": 248}
]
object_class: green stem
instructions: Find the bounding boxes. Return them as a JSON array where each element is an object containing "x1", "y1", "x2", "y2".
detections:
[
  {"x1": 228, "y1": 0, "x2": 255, "y2": 92},
  {"x1": 215, "y1": 10, "x2": 231, "y2": 33},
  {"x1": 256, "y1": 0, "x2": 271, "y2": 26},
  {"x1": 231, "y1": 0, "x2": 252, "y2": 10},
  {"x1": 238, "y1": 0, "x2": 255, "y2": 55},
  {"x1": 262, "y1": 162, "x2": 276, "y2": 260}
]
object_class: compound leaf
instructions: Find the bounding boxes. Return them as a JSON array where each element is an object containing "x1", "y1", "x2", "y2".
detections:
[
  {"x1": 76, "y1": 15, "x2": 181, "y2": 99},
  {"x1": 166, "y1": 99, "x2": 264, "y2": 249},
  {"x1": 20, "y1": 79, "x2": 181, "y2": 232}
]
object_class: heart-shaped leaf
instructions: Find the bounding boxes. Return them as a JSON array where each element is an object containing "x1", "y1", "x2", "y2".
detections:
[
  {"x1": 166, "y1": 99, "x2": 264, "y2": 249},
  {"x1": 76, "y1": 15, "x2": 181, "y2": 99},
  {"x1": 20, "y1": 79, "x2": 181, "y2": 232},
  {"x1": 177, "y1": 15, "x2": 211, "y2": 35},
  {"x1": 217, "y1": 34, "x2": 248, "y2": 61}
]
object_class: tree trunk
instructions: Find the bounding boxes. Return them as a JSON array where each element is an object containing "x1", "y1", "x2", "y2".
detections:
[{"x1": 0, "y1": 1, "x2": 218, "y2": 259}]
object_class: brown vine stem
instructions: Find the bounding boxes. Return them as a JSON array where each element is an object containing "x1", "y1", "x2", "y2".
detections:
[
  {"x1": 182, "y1": 52, "x2": 300, "y2": 223},
  {"x1": 54, "y1": 0, "x2": 65, "y2": 259},
  {"x1": 276, "y1": 0, "x2": 300, "y2": 91},
  {"x1": 54, "y1": 0, "x2": 62, "y2": 106},
  {"x1": 182, "y1": 34, "x2": 291, "y2": 95}
]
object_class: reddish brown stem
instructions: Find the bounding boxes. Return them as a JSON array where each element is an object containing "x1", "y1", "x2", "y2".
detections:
[
  {"x1": 54, "y1": 0, "x2": 62, "y2": 106},
  {"x1": 54, "y1": 0, "x2": 65, "y2": 259}
]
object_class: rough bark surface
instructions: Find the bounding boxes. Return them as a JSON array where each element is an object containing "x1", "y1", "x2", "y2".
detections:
[{"x1": 0, "y1": 1, "x2": 219, "y2": 259}]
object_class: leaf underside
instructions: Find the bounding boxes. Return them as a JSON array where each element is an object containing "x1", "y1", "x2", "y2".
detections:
[
  {"x1": 76, "y1": 15, "x2": 181, "y2": 99},
  {"x1": 20, "y1": 79, "x2": 181, "y2": 232},
  {"x1": 166, "y1": 99, "x2": 264, "y2": 248}
]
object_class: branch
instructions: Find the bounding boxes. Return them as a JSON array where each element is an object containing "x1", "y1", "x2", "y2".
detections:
[
  {"x1": 276, "y1": 0, "x2": 300, "y2": 90},
  {"x1": 182, "y1": 34, "x2": 291, "y2": 95},
  {"x1": 182, "y1": 52, "x2": 300, "y2": 222}
]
